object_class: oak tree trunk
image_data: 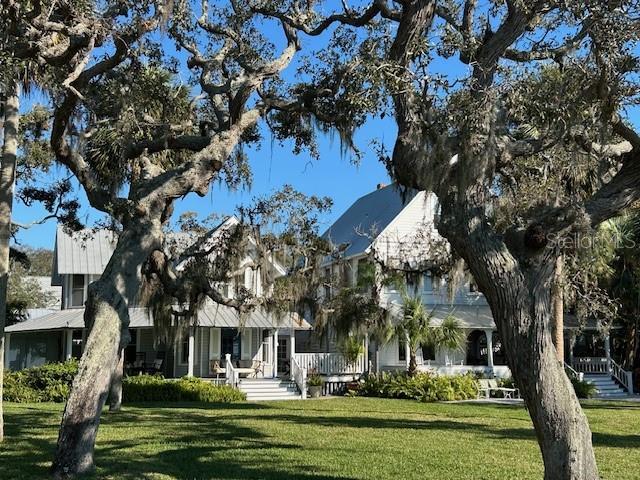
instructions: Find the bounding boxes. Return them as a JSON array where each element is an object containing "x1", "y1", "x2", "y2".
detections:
[
  {"x1": 552, "y1": 255, "x2": 565, "y2": 362},
  {"x1": 439, "y1": 195, "x2": 599, "y2": 480},
  {"x1": 0, "y1": 82, "x2": 19, "y2": 443},
  {"x1": 51, "y1": 223, "x2": 162, "y2": 478},
  {"x1": 108, "y1": 349, "x2": 124, "y2": 412}
]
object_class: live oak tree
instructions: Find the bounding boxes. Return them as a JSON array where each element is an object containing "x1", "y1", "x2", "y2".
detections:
[
  {"x1": 3, "y1": 0, "x2": 305, "y2": 476},
  {"x1": 255, "y1": 1, "x2": 640, "y2": 479}
]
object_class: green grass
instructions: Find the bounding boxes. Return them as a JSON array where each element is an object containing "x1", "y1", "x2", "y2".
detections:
[{"x1": 1, "y1": 398, "x2": 639, "y2": 479}]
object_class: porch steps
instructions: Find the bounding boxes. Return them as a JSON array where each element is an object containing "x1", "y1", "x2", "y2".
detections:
[
  {"x1": 583, "y1": 374, "x2": 629, "y2": 399},
  {"x1": 239, "y1": 378, "x2": 302, "y2": 401}
]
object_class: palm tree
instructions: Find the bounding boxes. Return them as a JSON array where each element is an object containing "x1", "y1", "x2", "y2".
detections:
[{"x1": 396, "y1": 294, "x2": 464, "y2": 376}]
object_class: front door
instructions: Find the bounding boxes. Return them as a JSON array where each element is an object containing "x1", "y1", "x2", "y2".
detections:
[{"x1": 277, "y1": 337, "x2": 288, "y2": 376}]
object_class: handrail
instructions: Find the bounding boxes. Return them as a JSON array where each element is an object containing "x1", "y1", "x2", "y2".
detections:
[
  {"x1": 610, "y1": 358, "x2": 634, "y2": 394},
  {"x1": 225, "y1": 353, "x2": 238, "y2": 388},
  {"x1": 291, "y1": 355, "x2": 307, "y2": 400},
  {"x1": 293, "y1": 352, "x2": 365, "y2": 375},
  {"x1": 564, "y1": 362, "x2": 584, "y2": 382}
]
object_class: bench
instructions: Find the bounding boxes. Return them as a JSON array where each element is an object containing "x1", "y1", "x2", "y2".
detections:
[{"x1": 478, "y1": 379, "x2": 519, "y2": 399}]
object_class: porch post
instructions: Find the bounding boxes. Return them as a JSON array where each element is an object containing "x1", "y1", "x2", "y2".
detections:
[
  {"x1": 273, "y1": 328, "x2": 279, "y2": 377},
  {"x1": 404, "y1": 332, "x2": 410, "y2": 370},
  {"x1": 4, "y1": 332, "x2": 10, "y2": 368},
  {"x1": 604, "y1": 333, "x2": 612, "y2": 373},
  {"x1": 187, "y1": 326, "x2": 195, "y2": 377},
  {"x1": 364, "y1": 333, "x2": 369, "y2": 373},
  {"x1": 289, "y1": 329, "x2": 295, "y2": 380},
  {"x1": 484, "y1": 329, "x2": 494, "y2": 370},
  {"x1": 65, "y1": 330, "x2": 73, "y2": 360}
]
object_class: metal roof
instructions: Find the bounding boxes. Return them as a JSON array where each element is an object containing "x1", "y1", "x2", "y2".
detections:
[
  {"x1": 6, "y1": 304, "x2": 311, "y2": 333},
  {"x1": 322, "y1": 184, "x2": 419, "y2": 258},
  {"x1": 52, "y1": 227, "x2": 117, "y2": 282}
]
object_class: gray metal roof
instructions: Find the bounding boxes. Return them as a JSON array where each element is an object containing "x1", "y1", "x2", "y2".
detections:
[
  {"x1": 52, "y1": 227, "x2": 117, "y2": 282},
  {"x1": 6, "y1": 304, "x2": 311, "y2": 333},
  {"x1": 322, "y1": 184, "x2": 418, "y2": 258}
]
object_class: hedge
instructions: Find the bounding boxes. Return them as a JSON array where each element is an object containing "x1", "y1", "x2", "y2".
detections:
[
  {"x1": 122, "y1": 375, "x2": 246, "y2": 403},
  {"x1": 354, "y1": 371, "x2": 479, "y2": 402},
  {"x1": 3, "y1": 361, "x2": 245, "y2": 403}
]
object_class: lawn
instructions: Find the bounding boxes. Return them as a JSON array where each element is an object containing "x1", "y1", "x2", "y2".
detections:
[{"x1": 1, "y1": 398, "x2": 638, "y2": 479}]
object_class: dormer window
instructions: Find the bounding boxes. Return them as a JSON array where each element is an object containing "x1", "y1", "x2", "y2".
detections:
[{"x1": 70, "y1": 274, "x2": 85, "y2": 307}]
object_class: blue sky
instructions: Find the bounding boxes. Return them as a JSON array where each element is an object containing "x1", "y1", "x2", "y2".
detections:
[{"x1": 10, "y1": 4, "x2": 640, "y2": 250}]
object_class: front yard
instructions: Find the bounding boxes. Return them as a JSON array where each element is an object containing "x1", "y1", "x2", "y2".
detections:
[{"x1": 1, "y1": 398, "x2": 638, "y2": 479}]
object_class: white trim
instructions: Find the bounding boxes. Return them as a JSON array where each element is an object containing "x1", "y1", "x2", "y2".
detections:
[
  {"x1": 199, "y1": 328, "x2": 205, "y2": 378},
  {"x1": 187, "y1": 327, "x2": 195, "y2": 377},
  {"x1": 4, "y1": 332, "x2": 11, "y2": 367}
]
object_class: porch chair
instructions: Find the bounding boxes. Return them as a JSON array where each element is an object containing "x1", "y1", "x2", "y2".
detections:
[
  {"x1": 210, "y1": 360, "x2": 225, "y2": 379},
  {"x1": 250, "y1": 360, "x2": 264, "y2": 378},
  {"x1": 145, "y1": 358, "x2": 163, "y2": 375}
]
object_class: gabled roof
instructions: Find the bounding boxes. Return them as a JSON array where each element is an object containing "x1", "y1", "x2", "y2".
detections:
[
  {"x1": 322, "y1": 184, "x2": 419, "y2": 258},
  {"x1": 52, "y1": 227, "x2": 117, "y2": 284}
]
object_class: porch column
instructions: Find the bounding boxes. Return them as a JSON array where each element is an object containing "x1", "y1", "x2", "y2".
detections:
[
  {"x1": 364, "y1": 333, "x2": 370, "y2": 373},
  {"x1": 404, "y1": 332, "x2": 410, "y2": 370},
  {"x1": 187, "y1": 326, "x2": 195, "y2": 377},
  {"x1": 4, "y1": 332, "x2": 10, "y2": 368},
  {"x1": 289, "y1": 329, "x2": 295, "y2": 380},
  {"x1": 65, "y1": 330, "x2": 73, "y2": 360},
  {"x1": 604, "y1": 333, "x2": 612, "y2": 373},
  {"x1": 273, "y1": 328, "x2": 279, "y2": 377},
  {"x1": 484, "y1": 329, "x2": 494, "y2": 369}
]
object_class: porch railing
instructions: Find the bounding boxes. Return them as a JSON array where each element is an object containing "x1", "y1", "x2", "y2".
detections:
[
  {"x1": 572, "y1": 357, "x2": 609, "y2": 374},
  {"x1": 291, "y1": 356, "x2": 307, "y2": 400},
  {"x1": 225, "y1": 353, "x2": 239, "y2": 388},
  {"x1": 564, "y1": 362, "x2": 584, "y2": 382},
  {"x1": 293, "y1": 352, "x2": 366, "y2": 375},
  {"x1": 611, "y1": 358, "x2": 634, "y2": 394}
]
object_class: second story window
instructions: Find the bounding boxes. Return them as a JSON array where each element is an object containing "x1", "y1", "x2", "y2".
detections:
[{"x1": 70, "y1": 274, "x2": 85, "y2": 307}]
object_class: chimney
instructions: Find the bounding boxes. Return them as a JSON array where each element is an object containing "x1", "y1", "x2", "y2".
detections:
[{"x1": 376, "y1": 183, "x2": 387, "y2": 190}]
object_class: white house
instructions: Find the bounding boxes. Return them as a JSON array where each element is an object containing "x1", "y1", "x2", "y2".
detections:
[
  {"x1": 5, "y1": 219, "x2": 312, "y2": 388},
  {"x1": 320, "y1": 183, "x2": 626, "y2": 389}
]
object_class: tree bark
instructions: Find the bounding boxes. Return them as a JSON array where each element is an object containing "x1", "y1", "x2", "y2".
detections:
[
  {"x1": 51, "y1": 223, "x2": 162, "y2": 478},
  {"x1": 108, "y1": 348, "x2": 125, "y2": 412},
  {"x1": 408, "y1": 351, "x2": 418, "y2": 376},
  {"x1": 0, "y1": 82, "x2": 19, "y2": 443},
  {"x1": 439, "y1": 194, "x2": 599, "y2": 480},
  {"x1": 552, "y1": 255, "x2": 565, "y2": 363}
]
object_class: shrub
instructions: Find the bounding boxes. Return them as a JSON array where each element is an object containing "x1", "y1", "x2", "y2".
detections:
[
  {"x1": 307, "y1": 373, "x2": 323, "y2": 387},
  {"x1": 571, "y1": 377, "x2": 597, "y2": 399},
  {"x1": 3, "y1": 359, "x2": 78, "y2": 403},
  {"x1": 355, "y1": 371, "x2": 478, "y2": 402},
  {"x1": 122, "y1": 375, "x2": 246, "y2": 403}
]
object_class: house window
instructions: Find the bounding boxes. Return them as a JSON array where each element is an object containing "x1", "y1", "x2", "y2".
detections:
[
  {"x1": 234, "y1": 273, "x2": 245, "y2": 295},
  {"x1": 70, "y1": 274, "x2": 85, "y2": 307},
  {"x1": 398, "y1": 337, "x2": 406, "y2": 362},
  {"x1": 356, "y1": 259, "x2": 373, "y2": 289},
  {"x1": 423, "y1": 273, "x2": 440, "y2": 292},
  {"x1": 221, "y1": 328, "x2": 241, "y2": 361},
  {"x1": 421, "y1": 343, "x2": 435, "y2": 361}
]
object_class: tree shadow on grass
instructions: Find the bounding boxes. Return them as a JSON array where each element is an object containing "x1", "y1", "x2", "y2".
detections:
[{"x1": 1, "y1": 405, "x2": 355, "y2": 480}]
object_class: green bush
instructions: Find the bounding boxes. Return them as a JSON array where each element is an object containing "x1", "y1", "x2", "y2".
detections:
[
  {"x1": 123, "y1": 375, "x2": 246, "y2": 403},
  {"x1": 571, "y1": 377, "x2": 597, "y2": 399},
  {"x1": 3, "y1": 359, "x2": 79, "y2": 402},
  {"x1": 355, "y1": 372, "x2": 478, "y2": 402}
]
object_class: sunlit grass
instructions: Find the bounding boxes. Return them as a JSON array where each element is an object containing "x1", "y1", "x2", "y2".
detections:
[{"x1": 1, "y1": 398, "x2": 638, "y2": 479}]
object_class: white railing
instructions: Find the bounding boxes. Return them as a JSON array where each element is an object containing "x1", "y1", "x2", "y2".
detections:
[
  {"x1": 291, "y1": 356, "x2": 307, "y2": 400},
  {"x1": 564, "y1": 362, "x2": 584, "y2": 382},
  {"x1": 225, "y1": 353, "x2": 239, "y2": 387},
  {"x1": 293, "y1": 352, "x2": 366, "y2": 375},
  {"x1": 572, "y1": 357, "x2": 609, "y2": 374},
  {"x1": 610, "y1": 359, "x2": 634, "y2": 394}
]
